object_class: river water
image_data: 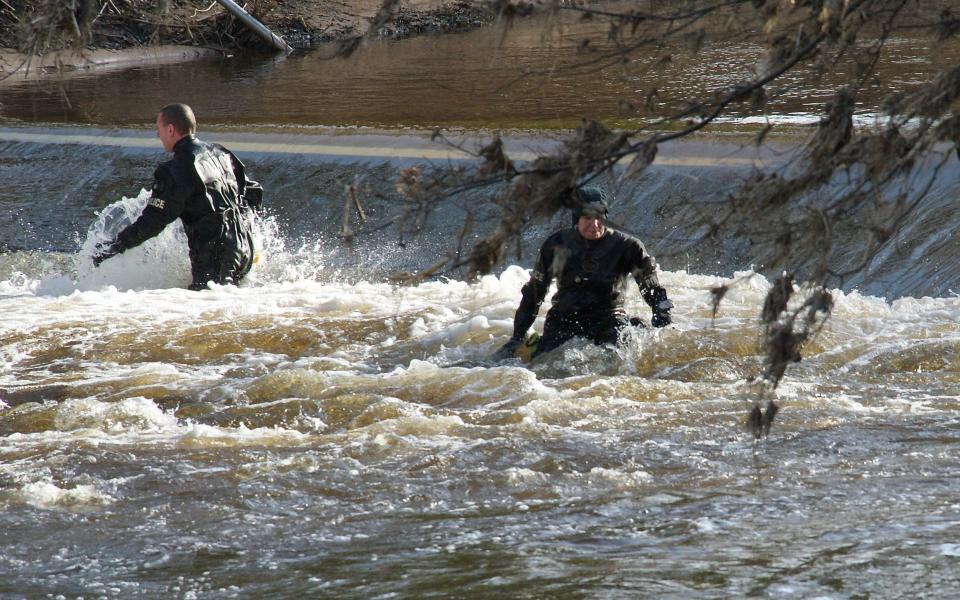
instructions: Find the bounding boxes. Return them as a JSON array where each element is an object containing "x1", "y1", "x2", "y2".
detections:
[
  {"x1": 2, "y1": 12, "x2": 960, "y2": 600},
  {"x1": 2, "y1": 8, "x2": 959, "y2": 129}
]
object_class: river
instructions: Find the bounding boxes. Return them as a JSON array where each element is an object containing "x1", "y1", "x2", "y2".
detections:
[
  {"x1": 3, "y1": 8, "x2": 959, "y2": 129},
  {"x1": 2, "y1": 12, "x2": 960, "y2": 600}
]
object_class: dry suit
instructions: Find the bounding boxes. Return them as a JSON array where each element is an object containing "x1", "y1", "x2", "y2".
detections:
[
  {"x1": 95, "y1": 135, "x2": 263, "y2": 290},
  {"x1": 504, "y1": 226, "x2": 672, "y2": 358}
]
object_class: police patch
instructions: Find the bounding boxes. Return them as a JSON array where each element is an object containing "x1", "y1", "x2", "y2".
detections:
[{"x1": 149, "y1": 197, "x2": 166, "y2": 210}]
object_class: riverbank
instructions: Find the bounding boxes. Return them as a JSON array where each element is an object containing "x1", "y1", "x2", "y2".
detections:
[
  {"x1": 0, "y1": 45, "x2": 222, "y2": 82},
  {"x1": 0, "y1": 0, "x2": 493, "y2": 80}
]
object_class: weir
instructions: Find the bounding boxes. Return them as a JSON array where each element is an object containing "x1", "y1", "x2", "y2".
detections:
[{"x1": 1, "y1": 126, "x2": 958, "y2": 298}]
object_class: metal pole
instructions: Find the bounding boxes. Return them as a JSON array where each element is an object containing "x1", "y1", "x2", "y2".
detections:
[{"x1": 215, "y1": 0, "x2": 293, "y2": 54}]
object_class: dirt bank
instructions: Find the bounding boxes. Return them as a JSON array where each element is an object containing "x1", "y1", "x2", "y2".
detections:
[
  {"x1": 0, "y1": 45, "x2": 222, "y2": 82},
  {"x1": 265, "y1": 0, "x2": 494, "y2": 47},
  {"x1": 0, "y1": 0, "x2": 492, "y2": 80},
  {"x1": 0, "y1": 0, "x2": 493, "y2": 54}
]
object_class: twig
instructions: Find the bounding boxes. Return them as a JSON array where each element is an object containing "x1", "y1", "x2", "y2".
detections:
[
  {"x1": 349, "y1": 179, "x2": 367, "y2": 222},
  {"x1": 454, "y1": 210, "x2": 474, "y2": 266},
  {"x1": 340, "y1": 191, "x2": 354, "y2": 243},
  {"x1": 390, "y1": 254, "x2": 452, "y2": 284},
  {"x1": 193, "y1": 2, "x2": 219, "y2": 18}
]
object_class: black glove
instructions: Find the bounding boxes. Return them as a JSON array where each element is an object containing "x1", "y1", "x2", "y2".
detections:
[
  {"x1": 651, "y1": 298, "x2": 673, "y2": 328},
  {"x1": 651, "y1": 311, "x2": 671, "y2": 328},
  {"x1": 92, "y1": 241, "x2": 122, "y2": 267},
  {"x1": 492, "y1": 337, "x2": 522, "y2": 361}
]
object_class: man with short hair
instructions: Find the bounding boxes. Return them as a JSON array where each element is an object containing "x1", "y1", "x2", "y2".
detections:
[
  {"x1": 495, "y1": 186, "x2": 673, "y2": 360},
  {"x1": 93, "y1": 103, "x2": 263, "y2": 290}
]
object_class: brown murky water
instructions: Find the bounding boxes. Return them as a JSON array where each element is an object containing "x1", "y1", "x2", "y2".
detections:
[
  {"x1": 2, "y1": 244, "x2": 959, "y2": 597},
  {"x1": 2, "y1": 14, "x2": 960, "y2": 599},
  {"x1": 2, "y1": 13, "x2": 959, "y2": 129}
]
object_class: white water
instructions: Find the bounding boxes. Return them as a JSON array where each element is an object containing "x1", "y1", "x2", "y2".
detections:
[
  {"x1": 1, "y1": 194, "x2": 959, "y2": 598},
  {"x1": 3, "y1": 8, "x2": 960, "y2": 592}
]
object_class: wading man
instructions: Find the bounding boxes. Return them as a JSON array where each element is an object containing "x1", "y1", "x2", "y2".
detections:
[
  {"x1": 93, "y1": 103, "x2": 263, "y2": 290},
  {"x1": 495, "y1": 187, "x2": 673, "y2": 360}
]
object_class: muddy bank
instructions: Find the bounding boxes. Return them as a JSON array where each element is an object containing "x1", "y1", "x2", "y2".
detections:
[
  {"x1": 0, "y1": 1, "x2": 493, "y2": 60},
  {"x1": 1, "y1": 1, "x2": 493, "y2": 84},
  {"x1": 268, "y1": 0, "x2": 494, "y2": 48},
  {"x1": 0, "y1": 45, "x2": 221, "y2": 82}
]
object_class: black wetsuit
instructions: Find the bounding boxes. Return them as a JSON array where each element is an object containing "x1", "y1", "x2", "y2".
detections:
[
  {"x1": 508, "y1": 227, "x2": 672, "y2": 357},
  {"x1": 99, "y1": 135, "x2": 262, "y2": 290}
]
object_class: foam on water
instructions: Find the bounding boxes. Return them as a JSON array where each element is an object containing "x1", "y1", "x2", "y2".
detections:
[
  {"x1": 3, "y1": 27, "x2": 960, "y2": 596},
  {"x1": 177, "y1": 421, "x2": 311, "y2": 447},
  {"x1": 2, "y1": 397, "x2": 314, "y2": 452},
  {"x1": 3, "y1": 248, "x2": 959, "y2": 418},
  {"x1": 1, "y1": 216, "x2": 959, "y2": 600},
  {"x1": 52, "y1": 396, "x2": 178, "y2": 432},
  {"x1": 14, "y1": 481, "x2": 115, "y2": 510}
]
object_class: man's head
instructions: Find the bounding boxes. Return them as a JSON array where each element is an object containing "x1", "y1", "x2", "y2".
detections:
[
  {"x1": 155, "y1": 103, "x2": 196, "y2": 152},
  {"x1": 571, "y1": 187, "x2": 609, "y2": 241}
]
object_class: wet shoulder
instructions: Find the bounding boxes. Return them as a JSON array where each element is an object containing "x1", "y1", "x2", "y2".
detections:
[
  {"x1": 606, "y1": 229, "x2": 644, "y2": 252},
  {"x1": 156, "y1": 153, "x2": 194, "y2": 189},
  {"x1": 606, "y1": 228, "x2": 637, "y2": 243},
  {"x1": 193, "y1": 138, "x2": 228, "y2": 157},
  {"x1": 543, "y1": 228, "x2": 572, "y2": 250},
  {"x1": 179, "y1": 137, "x2": 227, "y2": 165}
]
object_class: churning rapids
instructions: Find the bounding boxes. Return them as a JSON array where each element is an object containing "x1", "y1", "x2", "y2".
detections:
[
  {"x1": 2, "y1": 16, "x2": 960, "y2": 598},
  {"x1": 1, "y1": 134, "x2": 959, "y2": 598}
]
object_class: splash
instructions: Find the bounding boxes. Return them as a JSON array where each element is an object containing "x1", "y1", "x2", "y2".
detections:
[
  {"x1": 71, "y1": 189, "x2": 192, "y2": 292},
  {"x1": 64, "y1": 190, "x2": 369, "y2": 292},
  {"x1": 3, "y1": 190, "x2": 302, "y2": 295},
  {"x1": 14, "y1": 482, "x2": 115, "y2": 510}
]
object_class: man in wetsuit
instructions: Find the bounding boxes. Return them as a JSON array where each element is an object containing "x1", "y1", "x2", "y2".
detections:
[
  {"x1": 93, "y1": 103, "x2": 263, "y2": 290},
  {"x1": 495, "y1": 187, "x2": 673, "y2": 360}
]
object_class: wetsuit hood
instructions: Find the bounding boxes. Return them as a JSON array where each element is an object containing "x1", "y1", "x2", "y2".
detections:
[{"x1": 570, "y1": 186, "x2": 609, "y2": 226}]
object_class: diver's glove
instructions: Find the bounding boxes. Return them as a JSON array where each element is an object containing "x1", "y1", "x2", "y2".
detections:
[
  {"x1": 492, "y1": 336, "x2": 522, "y2": 361},
  {"x1": 651, "y1": 298, "x2": 674, "y2": 328},
  {"x1": 92, "y1": 241, "x2": 122, "y2": 267}
]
